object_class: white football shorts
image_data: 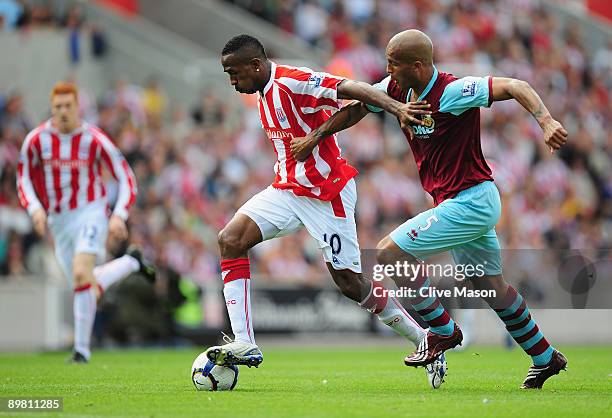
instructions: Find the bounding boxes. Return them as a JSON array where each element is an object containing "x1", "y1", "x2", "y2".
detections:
[
  {"x1": 48, "y1": 201, "x2": 109, "y2": 283},
  {"x1": 238, "y1": 179, "x2": 362, "y2": 273}
]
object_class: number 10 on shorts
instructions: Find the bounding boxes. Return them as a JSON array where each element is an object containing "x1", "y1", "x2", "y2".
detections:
[{"x1": 323, "y1": 233, "x2": 342, "y2": 255}]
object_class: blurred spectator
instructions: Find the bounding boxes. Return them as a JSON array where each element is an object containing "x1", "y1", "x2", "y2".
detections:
[
  {"x1": 0, "y1": 0, "x2": 22, "y2": 31},
  {"x1": 191, "y1": 89, "x2": 227, "y2": 127},
  {"x1": 142, "y1": 76, "x2": 167, "y2": 127},
  {"x1": 294, "y1": 0, "x2": 328, "y2": 47},
  {"x1": 0, "y1": 92, "x2": 30, "y2": 135}
]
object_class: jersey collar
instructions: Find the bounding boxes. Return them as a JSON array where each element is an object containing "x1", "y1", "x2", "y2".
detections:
[
  {"x1": 261, "y1": 61, "x2": 277, "y2": 96},
  {"x1": 45, "y1": 119, "x2": 86, "y2": 135},
  {"x1": 408, "y1": 66, "x2": 438, "y2": 102}
]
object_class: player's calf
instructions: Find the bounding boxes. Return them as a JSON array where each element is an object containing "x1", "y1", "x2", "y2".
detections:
[
  {"x1": 329, "y1": 267, "x2": 368, "y2": 302},
  {"x1": 485, "y1": 284, "x2": 559, "y2": 370}
]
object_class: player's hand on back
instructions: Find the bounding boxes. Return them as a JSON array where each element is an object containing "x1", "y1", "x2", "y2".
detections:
[
  {"x1": 397, "y1": 101, "x2": 432, "y2": 135},
  {"x1": 290, "y1": 133, "x2": 320, "y2": 162},
  {"x1": 31, "y1": 209, "x2": 47, "y2": 237},
  {"x1": 108, "y1": 214, "x2": 128, "y2": 244},
  {"x1": 542, "y1": 118, "x2": 568, "y2": 153}
]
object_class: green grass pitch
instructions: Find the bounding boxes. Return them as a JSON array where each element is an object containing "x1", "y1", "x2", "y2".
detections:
[{"x1": 1, "y1": 345, "x2": 610, "y2": 417}]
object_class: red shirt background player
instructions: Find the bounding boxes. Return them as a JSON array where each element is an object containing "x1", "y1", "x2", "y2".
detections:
[
  {"x1": 17, "y1": 116, "x2": 136, "y2": 219},
  {"x1": 16, "y1": 82, "x2": 153, "y2": 363}
]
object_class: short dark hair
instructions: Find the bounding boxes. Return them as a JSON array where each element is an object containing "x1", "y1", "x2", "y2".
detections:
[{"x1": 222, "y1": 34, "x2": 266, "y2": 58}]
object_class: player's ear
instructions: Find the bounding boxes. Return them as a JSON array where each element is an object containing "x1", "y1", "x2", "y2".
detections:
[{"x1": 250, "y1": 58, "x2": 262, "y2": 72}]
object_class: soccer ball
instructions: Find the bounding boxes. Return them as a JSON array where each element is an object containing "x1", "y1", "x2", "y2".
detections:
[{"x1": 191, "y1": 352, "x2": 239, "y2": 391}]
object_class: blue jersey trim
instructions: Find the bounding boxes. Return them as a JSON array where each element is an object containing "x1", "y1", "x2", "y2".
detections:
[
  {"x1": 366, "y1": 76, "x2": 391, "y2": 113},
  {"x1": 417, "y1": 66, "x2": 439, "y2": 101}
]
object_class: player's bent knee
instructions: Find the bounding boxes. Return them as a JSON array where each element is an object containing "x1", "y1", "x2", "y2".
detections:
[
  {"x1": 72, "y1": 268, "x2": 92, "y2": 286},
  {"x1": 376, "y1": 239, "x2": 401, "y2": 266},
  {"x1": 376, "y1": 236, "x2": 417, "y2": 266},
  {"x1": 218, "y1": 227, "x2": 251, "y2": 257}
]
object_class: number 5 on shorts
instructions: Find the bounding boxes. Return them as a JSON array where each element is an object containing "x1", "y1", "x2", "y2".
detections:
[{"x1": 418, "y1": 215, "x2": 439, "y2": 232}]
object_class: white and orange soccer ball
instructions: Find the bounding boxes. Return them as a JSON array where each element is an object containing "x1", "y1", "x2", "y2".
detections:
[{"x1": 191, "y1": 352, "x2": 239, "y2": 391}]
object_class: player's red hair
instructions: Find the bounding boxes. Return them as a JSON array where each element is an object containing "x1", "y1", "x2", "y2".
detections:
[{"x1": 51, "y1": 82, "x2": 79, "y2": 102}]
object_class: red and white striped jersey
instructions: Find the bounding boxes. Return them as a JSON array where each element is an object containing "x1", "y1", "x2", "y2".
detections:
[
  {"x1": 16, "y1": 119, "x2": 137, "y2": 219},
  {"x1": 257, "y1": 62, "x2": 358, "y2": 201}
]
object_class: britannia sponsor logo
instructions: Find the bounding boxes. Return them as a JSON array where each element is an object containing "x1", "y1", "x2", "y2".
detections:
[
  {"x1": 42, "y1": 158, "x2": 89, "y2": 169},
  {"x1": 264, "y1": 128, "x2": 292, "y2": 139}
]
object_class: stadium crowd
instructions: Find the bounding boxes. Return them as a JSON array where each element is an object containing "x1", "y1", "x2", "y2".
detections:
[
  {"x1": 1, "y1": 0, "x2": 610, "y2": 295},
  {"x1": 0, "y1": 0, "x2": 84, "y2": 31}
]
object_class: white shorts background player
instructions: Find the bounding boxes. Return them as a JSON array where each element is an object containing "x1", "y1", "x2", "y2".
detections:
[
  {"x1": 204, "y1": 34, "x2": 447, "y2": 388},
  {"x1": 17, "y1": 82, "x2": 155, "y2": 363}
]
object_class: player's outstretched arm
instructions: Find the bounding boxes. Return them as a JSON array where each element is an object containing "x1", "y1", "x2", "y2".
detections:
[
  {"x1": 491, "y1": 77, "x2": 568, "y2": 152},
  {"x1": 337, "y1": 79, "x2": 431, "y2": 131},
  {"x1": 289, "y1": 100, "x2": 369, "y2": 162}
]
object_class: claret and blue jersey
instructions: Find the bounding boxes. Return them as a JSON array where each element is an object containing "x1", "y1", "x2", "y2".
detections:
[
  {"x1": 367, "y1": 68, "x2": 503, "y2": 275},
  {"x1": 367, "y1": 67, "x2": 494, "y2": 206}
]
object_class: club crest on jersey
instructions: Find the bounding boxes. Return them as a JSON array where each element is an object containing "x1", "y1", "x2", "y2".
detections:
[
  {"x1": 275, "y1": 107, "x2": 287, "y2": 123},
  {"x1": 412, "y1": 114, "x2": 435, "y2": 136}
]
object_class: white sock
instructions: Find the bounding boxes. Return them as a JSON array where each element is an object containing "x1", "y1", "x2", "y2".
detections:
[
  {"x1": 377, "y1": 297, "x2": 425, "y2": 346},
  {"x1": 223, "y1": 279, "x2": 255, "y2": 345},
  {"x1": 94, "y1": 255, "x2": 140, "y2": 291},
  {"x1": 73, "y1": 285, "x2": 97, "y2": 359}
]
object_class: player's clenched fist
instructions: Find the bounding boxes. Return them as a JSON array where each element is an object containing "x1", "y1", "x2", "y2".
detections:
[
  {"x1": 542, "y1": 118, "x2": 568, "y2": 152},
  {"x1": 108, "y1": 215, "x2": 128, "y2": 243},
  {"x1": 31, "y1": 209, "x2": 47, "y2": 237}
]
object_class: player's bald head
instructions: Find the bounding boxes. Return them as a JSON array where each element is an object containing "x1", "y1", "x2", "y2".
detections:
[{"x1": 387, "y1": 30, "x2": 433, "y2": 65}]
